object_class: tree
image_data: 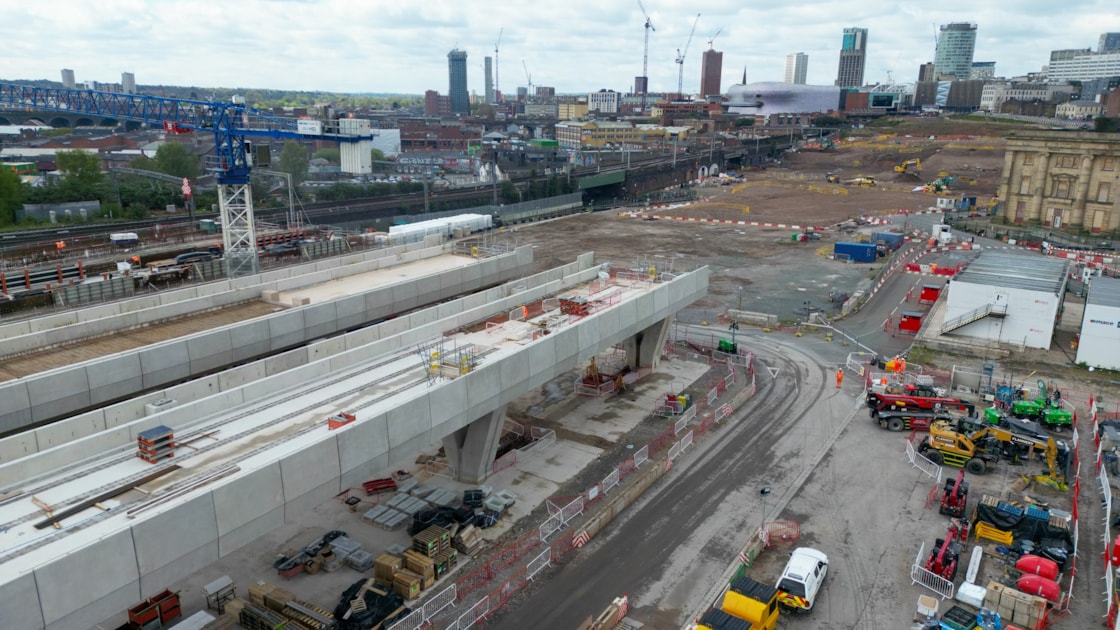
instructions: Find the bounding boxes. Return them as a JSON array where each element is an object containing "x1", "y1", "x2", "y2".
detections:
[
  {"x1": 277, "y1": 140, "x2": 310, "y2": 186},
  {"x1": 56, "y1": 150, "x2": 103, "y2": 188},
  {"x1": 0, "y1": 167, "x2": 21, "y2": 226},
  {"x1": 152, "y1": 142, "x2": 200, "y2": 179},
  {"x1": 1094, "y1": 117, "x2": 1120, "y2": 133},
  {"x1": 313, "y1": 147, "x2": 341, "y2": 164},
  {"x1": 734, "y1": 118, "x2": 755, "y2": 127},
  {"x1": 370, "y1": 148, "x2": 385, "y2": 163},
  {"x1": 812, "y1": 116, "x2": 844, "y2": 127}
]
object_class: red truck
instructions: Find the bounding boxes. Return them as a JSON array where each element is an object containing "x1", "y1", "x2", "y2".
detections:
[{"x1": 866, "y1": 384, "x2": 974, "y2": 415}]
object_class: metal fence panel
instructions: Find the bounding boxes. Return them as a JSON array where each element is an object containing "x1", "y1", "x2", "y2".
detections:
[
  {"x1": 911, "y1": 561, "x2": 955, "y2": 600},
  {"x1": 634, "y1": 445, "x2": 649, "y2": 468},
  {"x1": 457, "y1": 596, "x2": 490, "y2": 630},
  {"x1": 422, "y1": 585, "x2": 458, "y2": 621},
  {"x1": 681, "y1": 430, "x2": 694, "y2": 453},
  {"x1": 602, "y1": 468, "x2": 620, "y2": 494},
  {"x1": 539, "y1": 513, "x2": 562, "y2": 541},
  {"x1": 716, "y1": 404, "x2": 734, "y2": 422},
  {"x1": 560, "y1": 496, "x2": 585, "y2": 525},
  {"x1": 527, "y1": 548, "x2": 552, "y2": 580},
  {"x1": 905, "y1": 439, "x2": 943, "y2": 482},
  {"x1": 387, "y1": 608, "x2": 425, "y2": 630},
  {"x1": 668, "y1": 440, "x2": 681, "y2": 462}
]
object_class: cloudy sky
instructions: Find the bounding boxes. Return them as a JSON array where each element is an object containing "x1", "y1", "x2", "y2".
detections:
[{"x1": 2, "y1": 0, "x2": 1118, "y2": 96}]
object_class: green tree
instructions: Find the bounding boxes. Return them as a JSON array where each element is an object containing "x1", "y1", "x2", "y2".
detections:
[
  {"x1": 313, "y1": 147, "x2": 341, "y2": 164},
  {"x1": 56, "y1": 150, "x2": 103, "y2": 188},
  {"x1": 277, "y1": 140, "x2": 310, "y2": 186},
  {"x1": 811, "y1": 116, "x2": 844, "y2": 127},
  {"x1": 734, "y1": 118, "x2": 755, "y2": 127},
  {"x1": 0, "y1": 167, "x2": 21, "y2": 225},
  {"x1": 370, "y1": 148, "x2": 386, "y2": 163},
  {"x1": 499, "y1": 180, "x2": 519, "y2": 204},
  {"x1": 152, "y1": 143, "x2": 200, "y2": 179}
]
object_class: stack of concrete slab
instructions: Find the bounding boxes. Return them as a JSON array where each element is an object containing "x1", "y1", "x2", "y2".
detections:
[
  {"x1": 361, "y1": 505, "x2": 409, "y2": 531},
  {"x1": 388, "y1": 491, "x2": 431, "y2": 516},
  {"x1": 329, "y1": 536, "x2": 362, "y2": 562}
]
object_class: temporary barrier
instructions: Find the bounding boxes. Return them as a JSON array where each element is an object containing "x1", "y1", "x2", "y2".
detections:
[
  {"x1": 905, "y1": 438, "x2": 943, "y2": 482},
  {"x1": 633, "y1": 445, "x2": 649, "y2": 468},
  {"x1": 526, "y1": 548, "x2": 551, "y2": 580},
  {"x1": 674, "y1": 408, "x2": 694, "y2": 435},
  {"x1": 680, "y1": 430, "x2": 694, "y2": 453},
  {"x1": 421, "y1": 585, "x2": 457, "y2": 621},
  {"x1": 760, "y1": 521, "x2": 800, "y2": 548},
  {"x1": 386, "y1": 608, "x2": 425, "y2": 630},
  {"x1": 911, "y1": 542, "x2": 955, "y2": 600},
  {"x1": 456, "y1": 596, "x2": 490, "y2": 630},
  {"x1": 668, "y1": 440, "x2": 682, "y2": 462},
  {"x1": 601, "y1": 468, "x2": 620, "y2": 494},
  {"x1": 538, "y1": 513, "x2": 562, "y2": 541},
  {"x1": 716, "y1": 404, "x2": 734, "y2": 422},
  {"x1": 559, "y1": 496, "x2": 584, "y2": 526}
]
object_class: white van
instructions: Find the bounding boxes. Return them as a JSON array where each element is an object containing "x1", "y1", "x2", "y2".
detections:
[{"x1": 776, "y1": 547, "x2": 828, "y2": 612}]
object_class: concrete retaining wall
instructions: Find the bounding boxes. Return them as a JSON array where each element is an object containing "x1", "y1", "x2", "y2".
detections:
[
  {"x1": 0, "y1": 265, "x2": 709, "y2": 630},
  {"x1": 0, "y1": 236, "x2": 445, "y2": 360},
  {"x1": 0, "y1": 243, "x2": 531, "y2": 436}
]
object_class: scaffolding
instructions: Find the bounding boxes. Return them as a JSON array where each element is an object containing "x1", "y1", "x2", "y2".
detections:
[{"x1": 416, "y1": 339, "x2": 481, "y2": 385}]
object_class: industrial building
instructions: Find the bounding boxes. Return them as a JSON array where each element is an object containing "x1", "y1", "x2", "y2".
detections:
[
  {"x1": 996, "y1": 131, "x2": 1120, "y2": 233},
  {"x1": 939, "y1": 252, "x2": 1069, "y2": 350},
  {"x1": 1076, "y1": 277, "x2": 1120, "y2": 370}
]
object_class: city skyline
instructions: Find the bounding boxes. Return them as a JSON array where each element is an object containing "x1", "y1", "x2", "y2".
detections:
[{"x1": 2, "y1": 0, "x2": 1119, "y2": 96}]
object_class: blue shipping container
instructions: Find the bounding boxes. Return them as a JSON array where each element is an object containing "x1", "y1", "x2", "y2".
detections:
[
  {"x1": 833, "y1": 242, "x2": 878, "y2": 263},
  {"x1": 871, "y1": 232, "x2": 905, "y2": 250}
]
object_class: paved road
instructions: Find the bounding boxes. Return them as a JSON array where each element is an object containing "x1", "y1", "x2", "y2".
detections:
[{"x1": 486, "y1": 330, "x2": 861, "y2": 628}]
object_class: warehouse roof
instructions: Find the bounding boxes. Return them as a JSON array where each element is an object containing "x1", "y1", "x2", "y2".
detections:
[
  {"x1": 952, "y1": 252, "x2": 1069, "y2": 295},
  {"x1": 1087, "y1": 277, "x2": 1120, "y2": 309}
]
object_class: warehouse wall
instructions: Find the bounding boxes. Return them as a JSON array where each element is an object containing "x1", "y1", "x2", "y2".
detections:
[
  {"x1": 944, "y1": 281, "x2": 1059, "y2": 350},
  {"x1": 0, "y1": 245, "x2": 533, "y2": 435},
  {"x1": 1075, "y1": 301, "x2": 1120, "y2": 370},
  {"x1": 0, "y1": 265, "x2": 709, "y2": 630}
]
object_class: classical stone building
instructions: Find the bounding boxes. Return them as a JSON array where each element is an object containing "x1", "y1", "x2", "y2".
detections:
[{"x1": 997, "y1": 131, "x2": 1120, "y2": 233}]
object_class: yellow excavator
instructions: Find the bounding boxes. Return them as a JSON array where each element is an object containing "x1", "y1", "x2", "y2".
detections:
[
  {"x1": 894, "y1": 158, "x2": 922, "y2": 177},
  {"x1": 917, "y1": 420, "x2": 1071, "y2": 491}
]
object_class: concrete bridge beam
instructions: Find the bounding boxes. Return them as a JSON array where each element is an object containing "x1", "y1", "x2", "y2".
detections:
[{"x1": 442, "y1": 406, "x2": 506, "y2": 484}]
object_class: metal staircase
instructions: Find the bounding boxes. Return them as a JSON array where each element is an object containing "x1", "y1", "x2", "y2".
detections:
[{"x1": 941, "y1": 302, "x2": 1007, "y2": 334}]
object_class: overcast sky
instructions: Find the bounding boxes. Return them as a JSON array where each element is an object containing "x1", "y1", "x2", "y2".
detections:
[{"x1": 2, "y1": 0, "x2": 1118, "y2": 96}]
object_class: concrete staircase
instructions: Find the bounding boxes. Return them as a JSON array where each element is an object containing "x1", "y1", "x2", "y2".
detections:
[{"x1": 941, "y1": 302, "x2": 1007, "y2": 334}]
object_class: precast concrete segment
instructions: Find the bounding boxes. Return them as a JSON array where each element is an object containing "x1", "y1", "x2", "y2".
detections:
[
  {"x1": 0, "y1": 267, "x2": 709, "y2": 630},
  {"x1": 0, "y1": 254, "x2": 597, "y2": 473},
  {"x1": 0, "y1": 236, "x2": 446, "y2": 359},
  {"x1": 0, "y1": 245, "x2": 534, "y2": 434}
]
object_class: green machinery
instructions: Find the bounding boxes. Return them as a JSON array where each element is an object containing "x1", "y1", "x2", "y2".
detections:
[{"x1": 1009, "y1": 380, "x2": 1071, "y2": 431}]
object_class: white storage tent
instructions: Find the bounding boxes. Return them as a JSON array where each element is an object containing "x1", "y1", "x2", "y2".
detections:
[
  {"x1": 388, "y1": 213, "x2": 493, "y2": 240},
  {"x1": 1076, "y1": 277, "x2": 1120, "y2": 370}
]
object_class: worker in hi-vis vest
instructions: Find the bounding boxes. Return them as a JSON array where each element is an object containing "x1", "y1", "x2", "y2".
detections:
[{"x1": 835, "y1": 368, "x2": 844, "y2": 389}]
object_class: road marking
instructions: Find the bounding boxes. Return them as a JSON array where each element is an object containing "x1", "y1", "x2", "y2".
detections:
[{"x1": 767, "y1": 367, "x2": 780, "y2": 378}]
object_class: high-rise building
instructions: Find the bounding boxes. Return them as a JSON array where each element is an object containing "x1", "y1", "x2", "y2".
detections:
[
  {"x1": 700, "y1": 49, "x2": 724, "y2": 97},
  {"x1": 60, "y1": 68, "x2": 75, "y2": 89},
  {"x1": 1100, "y1": 32, "x2": 1120, "y2": 53},
  {"x1": 918, "y1": 62, "x2": 937, "y2": 83},
  {"x1": 1049, "y1": 51, "x2": 1120, "y2": 82},
  {"x1": 484, "y1": 56, "x2": 494, "y2": 104},
  {"x1": 1050, "y1": 48, "x2": 1091, "y2": 64},
  {"x1": 835, "y1": 27, "x2": 868, "y2": 88},
  {"x1": 121, "y1": 72, "x2": 136, "y2": 94},
  {"x1": 447, "y1": 49, "x2": 469, "y2": 115},
  {"x1": 970, "y1": 62, "x2": 996, "y2": 80},
  {"x1": 934, "y1": 22, "x2": 978, "y2": 80},
  {"x1": 784, "y1": 53, "x2": 808, "y2": 84},
  {"x1": 634, "y1": 76, "x2": 648, "y2": 96}
]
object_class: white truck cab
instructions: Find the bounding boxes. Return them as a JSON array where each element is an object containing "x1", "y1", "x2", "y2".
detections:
[{"x1": 776, "y1": 547, "x2": 828, "y2": 612}]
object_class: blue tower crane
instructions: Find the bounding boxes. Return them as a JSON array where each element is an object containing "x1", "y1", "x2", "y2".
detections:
[{"x1": 0, "y1": 82, "x2": 374, "y2": 276}]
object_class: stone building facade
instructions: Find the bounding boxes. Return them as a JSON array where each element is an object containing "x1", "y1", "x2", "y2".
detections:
[{"x1": 997, "y1": 132, "x2": 1120, "y2": 233}]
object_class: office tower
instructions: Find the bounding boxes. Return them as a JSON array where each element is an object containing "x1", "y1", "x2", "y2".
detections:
[
  {"x1": 447, "y1": 49, "x2": 469, "y2": 115},
  {"x1": 484, "y1": 56, "x2": 494, "y2": 103},
  {"x1": 934, "y1": 22, "x2": 978, "y2": 80},
  {"x1": 918, "y1": 62, "x2": 936, "y2": 82},
  {"x1": 1100, "y1": 33, "x2": 1120, "y2": 53},
  {"x1": 969, "y1": 62, "x2": 995, "y2": 80},
  {"x1": 700, "y1": 48, "x2": 724, "y2": 97},
  {"x1": 121, "y1": 72, "x2": 136, "y2": 94},
  {"x1": 61, "y1": 68, "x2": 75, "y2": 89},
  {"x1": 835, "y1": 27, "x2": 868, "y2": 88},
  {"x1": 634, "y1": 76, "x2": 648, "y2": 96},
  {"x1": 784, "y1": 53, "x2": 808, "y2": 84}
]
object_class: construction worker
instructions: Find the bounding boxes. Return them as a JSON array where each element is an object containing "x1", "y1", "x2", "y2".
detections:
[{"x1": 835, "y1": 368, "x2": 844, "y2": 389}]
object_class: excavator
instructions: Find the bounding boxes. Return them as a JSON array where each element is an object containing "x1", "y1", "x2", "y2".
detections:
[
  {"x1": 917, "y1": 420, "x2": 1071, "y2": 491},
  {"x1": 893, "y1": 158, "x2": 922, "y2": 177},
  {"x1": 844, "y1": 176, "x2": 876, "y2": 187}
]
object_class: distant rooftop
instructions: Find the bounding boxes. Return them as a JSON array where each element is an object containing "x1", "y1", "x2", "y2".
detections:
[{"x1": 953, "y1": 252, "x2": 1069, "y2": 295}]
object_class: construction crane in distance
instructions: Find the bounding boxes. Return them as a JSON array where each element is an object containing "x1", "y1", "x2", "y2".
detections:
[
  {"x1": 676, "y1": 13, "x2": 701, "y2": 99},
  {"x1": 636, "y1": 0, "x2": 655, "y2": 111},
  {"x1": 494, "y1": 28, "x2": 504, "y2": 103},
  {"x1": 522, "y1": 60, "x2": 533, "y2": 103},
  {"x1": 0, "y1": 82, "x2": 373, "y2": 277},
  {"x1": 708, "y1": 26, "x2": 723, "y2": 49}
]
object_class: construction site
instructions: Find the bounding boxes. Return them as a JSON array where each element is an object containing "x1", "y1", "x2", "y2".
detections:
[{"x1": 2, "y1": 116, "x2": 1118, "y2": 630}]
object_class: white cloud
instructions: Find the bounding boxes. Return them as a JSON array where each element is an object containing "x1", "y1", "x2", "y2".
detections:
[{"x1": 1, "y1": 0, "x2": 1117, "y2": 94}]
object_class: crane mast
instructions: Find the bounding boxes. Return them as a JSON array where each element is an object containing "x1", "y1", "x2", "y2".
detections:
[
  {"x1": 636, "y1": 0, "x2": 655, "y2": 111},
  {"x1": 494, "y1": 27, "x2": 504, "y2": 103},
  {"x1": 0, "y1": 82, "x2": 373, "y2": 277},
  {"x1": 675, "y1": 13, "x2": 701, "y2": 99}
]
